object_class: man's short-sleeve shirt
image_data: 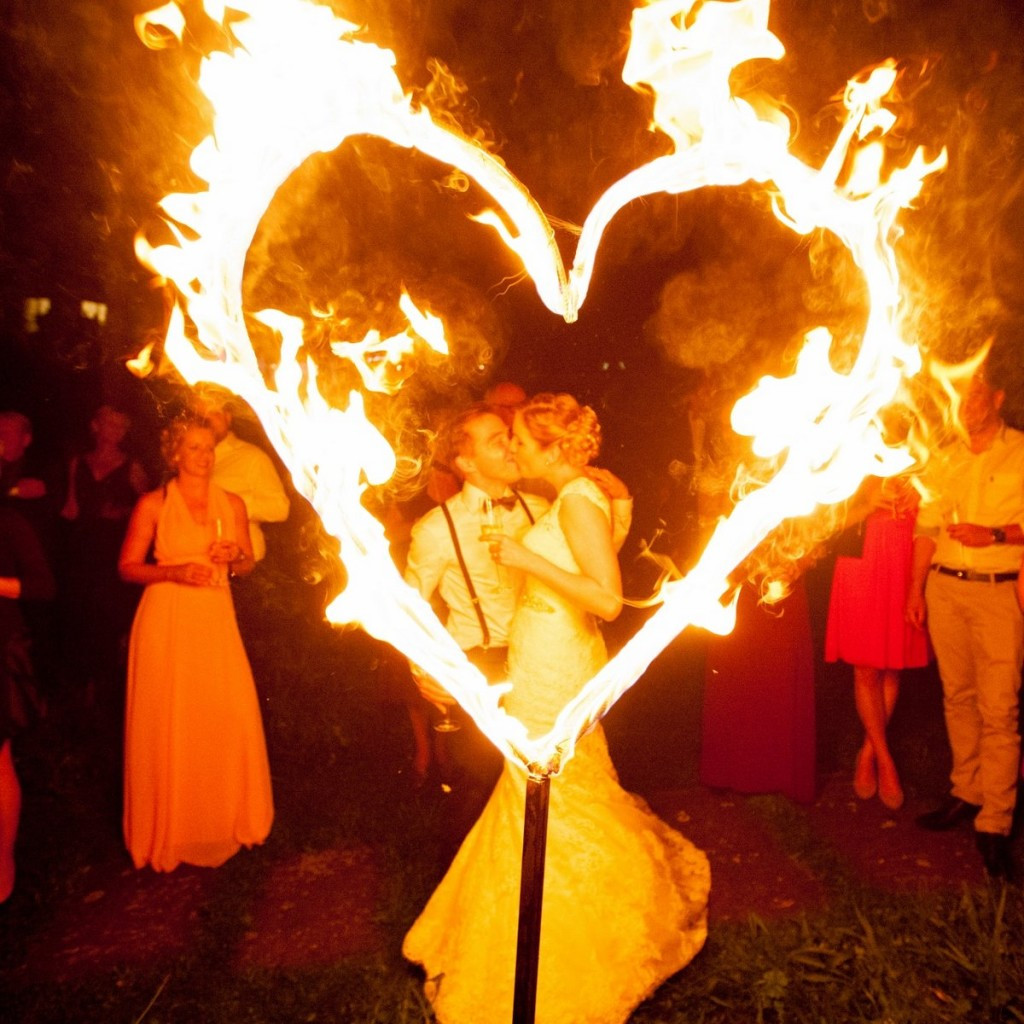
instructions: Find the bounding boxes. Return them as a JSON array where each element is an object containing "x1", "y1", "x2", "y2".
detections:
[{"x1": 916, "y1": 424, "x2": 1024, "y2": 574}]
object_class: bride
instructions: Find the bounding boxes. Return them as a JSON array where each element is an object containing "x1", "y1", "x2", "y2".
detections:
[{"x1": 403, "y1": 393, "x2": 710, "y2": 1024}]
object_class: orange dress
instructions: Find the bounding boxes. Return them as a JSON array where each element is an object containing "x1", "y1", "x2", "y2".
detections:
[{"x1": 123, "y1": 480, "x2": 273, "y2": 871}]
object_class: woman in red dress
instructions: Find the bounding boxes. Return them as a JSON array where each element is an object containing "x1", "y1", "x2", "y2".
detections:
[{"x1": 825, "y1": 477, "x2": 931, "y2": 809}]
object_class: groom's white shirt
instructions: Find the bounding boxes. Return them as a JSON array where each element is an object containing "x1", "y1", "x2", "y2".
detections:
[{"x1": 405, "y1": 481, "x2": 546, "y2": 651}]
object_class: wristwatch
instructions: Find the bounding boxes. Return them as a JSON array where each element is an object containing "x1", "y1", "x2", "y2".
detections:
[{"x1": 991, "y1": 527, "x2": 1007, "y2": 544}]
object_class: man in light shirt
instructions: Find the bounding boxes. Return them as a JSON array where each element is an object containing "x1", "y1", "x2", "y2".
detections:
[
  {"x1": 907, "y1": 352, "x2": 1024, "y2": 881},
  {"x1": 406, "y1": 404, "x2": 548, "y2": 685},
  {"x1": 192, "y1": 392, "x2": 290, "y2": 562}
]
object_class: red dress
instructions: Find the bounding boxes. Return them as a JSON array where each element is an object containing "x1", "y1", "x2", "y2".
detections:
[
  {"x1": 700, "y1": 579, "x2": 816, "y2": 803},
  {"x1": 825, "y1": 507, "x2": 930, "y2": 670}
]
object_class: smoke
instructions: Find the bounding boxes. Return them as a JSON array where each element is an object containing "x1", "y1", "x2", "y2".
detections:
[{"x1": 5, "y1": 0, "x2": 1024, "y2": 517}]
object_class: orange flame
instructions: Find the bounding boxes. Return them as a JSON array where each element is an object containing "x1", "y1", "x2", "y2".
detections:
[
  {"x1": 322, "y1": 293, "x2": 449, "y2": 396},
  {"x1": 126, "y1": 340, "x2": 157, "y2": 378},
  {"x1": 137, "y1": 0, "x2": 945, "y2": 775}
]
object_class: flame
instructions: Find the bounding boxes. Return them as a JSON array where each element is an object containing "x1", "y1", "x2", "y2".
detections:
[
  {"x1": 134, "y1": 2, "x2": 186, "y2": 48},
  {"x1": 126, "y1": 340, "x2": 157, "y2": 378},
  {"x1": 137, "y1": 0, "x2": 945, "y2": 775},
  {"x1": 925, "y1": 339, "x2": 993, "y2": 441},
  {"x1": 323, "y1": 293, "x2": 449, "y2": 396}
]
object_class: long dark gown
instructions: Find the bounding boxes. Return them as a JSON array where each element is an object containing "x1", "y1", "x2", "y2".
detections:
[{"x1": 700, "y1": 579, "x2": 817, "y2": 803}]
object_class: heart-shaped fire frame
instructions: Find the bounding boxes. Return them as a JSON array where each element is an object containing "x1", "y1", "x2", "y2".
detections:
[{"x1": 136, "y1": 0, "x2": 943, "y2": 780}]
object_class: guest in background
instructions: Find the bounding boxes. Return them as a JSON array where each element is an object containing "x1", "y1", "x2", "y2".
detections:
[
  {"x1": 825, "y1": 475, "x2": 930, "y2": 810},
  {"x1": 0, "y1": 411, "x2": 59, "y2": 701},
  {"x1": 190, "y1": 390, "x2": 289, "y2": 564},
  {"x1": 0, "y1": 507, "x2": 56, "y2": 902},
  {"x1": 189, "y1": 388, "x2": 292, "y2": 679},
  {"x1": 694, "y1": 395, "x2": 817, "y2": 804},
  {"x1": 59, "y1": 404, "x2": 148, "y2": 704},
  {"x1": 119, "y1": 416, "x2": 273, "y2": 871},
  {"x1": 0, "y1": 409, "x2": 57, "y2": 553},
  {"x1": 482, "y1": 380, "x2": 526, "y2": 426},
  {"x1": 907, "y1": 356, "x2": 1024, "y2": 881},
  {"x1": 0, "y1": 411, "x2": 47, "y2": 507}
]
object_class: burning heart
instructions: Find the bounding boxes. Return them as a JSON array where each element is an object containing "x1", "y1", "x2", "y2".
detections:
[{"x1": 136, "y1": 0, "x2": 944, "y2": 775}]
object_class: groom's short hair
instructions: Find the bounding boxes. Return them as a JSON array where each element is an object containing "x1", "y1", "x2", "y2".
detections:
[{"x1": 434, "y1": 402, "x2": 502, "y2": 480}]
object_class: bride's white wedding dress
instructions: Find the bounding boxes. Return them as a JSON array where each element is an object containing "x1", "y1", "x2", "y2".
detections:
[{"x1": 404, "y1": 477, "x2": 710, "y2": 1024}]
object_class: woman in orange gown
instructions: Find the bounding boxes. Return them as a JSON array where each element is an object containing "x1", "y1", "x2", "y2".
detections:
[{"x1": 119, "y1": 416, "x2": 273, "y2": 871}]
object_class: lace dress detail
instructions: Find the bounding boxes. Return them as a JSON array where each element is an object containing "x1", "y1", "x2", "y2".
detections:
[{"x1": 403, "y1": 476, "x2": 710, "y2": 1024}]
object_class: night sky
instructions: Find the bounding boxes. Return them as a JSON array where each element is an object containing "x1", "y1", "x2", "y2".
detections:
[{"x1": 1, "y1": 0, "x2": 1023, "y2": 483}]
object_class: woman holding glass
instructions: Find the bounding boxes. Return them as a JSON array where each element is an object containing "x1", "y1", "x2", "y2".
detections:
[{"x1": 119, "y1": 416, "x2": 273, "y2": 871}]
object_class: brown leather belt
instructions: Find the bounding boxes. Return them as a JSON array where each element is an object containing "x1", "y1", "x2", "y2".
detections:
[{"x1": 932, "y1": 565, "x2": 1019, "y2": 584}]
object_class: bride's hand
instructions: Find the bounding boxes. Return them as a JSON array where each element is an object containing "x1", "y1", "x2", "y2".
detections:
[{"x1": 487, "y1": 534, "x2": 530, "y2": 572}]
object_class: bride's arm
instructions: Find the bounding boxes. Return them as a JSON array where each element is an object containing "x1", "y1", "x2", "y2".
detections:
[{"x1": 492, "y1": 492, "x2": 622, "y2": 621}]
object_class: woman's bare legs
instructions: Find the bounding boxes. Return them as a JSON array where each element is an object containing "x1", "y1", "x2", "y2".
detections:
[
  {"x1": 853, "y1": 666, "x2": 903, "y2": 808},
  {"x1": 0, "y1": 739, "x2": 21, "y2": 902}
]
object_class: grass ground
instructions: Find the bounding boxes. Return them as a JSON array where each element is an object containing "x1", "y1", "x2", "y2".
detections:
[{"x1": 1, "y1": 566, "x2": 1023, "y2": 1023}]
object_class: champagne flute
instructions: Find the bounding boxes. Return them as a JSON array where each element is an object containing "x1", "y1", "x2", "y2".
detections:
[
  {"x1": 210, "y1": 517, "x2": 229, "y2": 585},
  {"x1": 480, "y1": 499, "x2": 508, "y2": 589}
]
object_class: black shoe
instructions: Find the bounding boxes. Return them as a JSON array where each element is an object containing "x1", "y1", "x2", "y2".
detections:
[
  {"x1": 916, "y1": 796, "x2": 982, "y2": 831},
  {"x1": 975, "y1": 831, "x2": 1014, "y2": 881}
]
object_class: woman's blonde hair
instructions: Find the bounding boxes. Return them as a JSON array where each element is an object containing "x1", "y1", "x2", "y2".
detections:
[
  {"x1": 159, "y1": 414, "x2": 212, "y2": 473},
  {"x1": 519, "y1": 392, "x2": 601, "y2": 467}
]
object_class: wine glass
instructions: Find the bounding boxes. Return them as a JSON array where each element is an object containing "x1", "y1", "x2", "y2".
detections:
[{"x1": 433, "y1": 702, "x2": 461, "y2": 733}]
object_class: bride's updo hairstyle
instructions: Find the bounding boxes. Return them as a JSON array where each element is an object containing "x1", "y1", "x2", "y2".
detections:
[{"x1": 520, "y1": 392, "x2": 601, "y2": 467}]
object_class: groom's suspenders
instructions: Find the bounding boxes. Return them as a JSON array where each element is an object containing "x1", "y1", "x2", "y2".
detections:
[{"x1": 440, "y1": 491, "x2": 534, "y2": 650}]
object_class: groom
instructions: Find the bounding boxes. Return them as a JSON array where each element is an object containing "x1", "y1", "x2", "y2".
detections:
[
  {"x1": 404, "y1": 402, "x2": 543, "y2": 842},
  {"x1": 406, "y1": 403, "x2": 547, "y2": 688}
]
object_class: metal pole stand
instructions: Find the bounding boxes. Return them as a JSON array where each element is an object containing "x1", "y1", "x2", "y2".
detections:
[{"x1": 511, "y1": 772, "x2": 551, "y2": 1024}]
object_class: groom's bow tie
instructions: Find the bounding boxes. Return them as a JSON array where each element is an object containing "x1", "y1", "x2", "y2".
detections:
[{"x1": 488, "y1": 495, "x2": 520, "y2": 511}]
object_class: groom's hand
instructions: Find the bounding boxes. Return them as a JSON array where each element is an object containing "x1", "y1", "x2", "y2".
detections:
[{"x1": 584, "y1": 466, "x2": 631, "y2": 502}]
